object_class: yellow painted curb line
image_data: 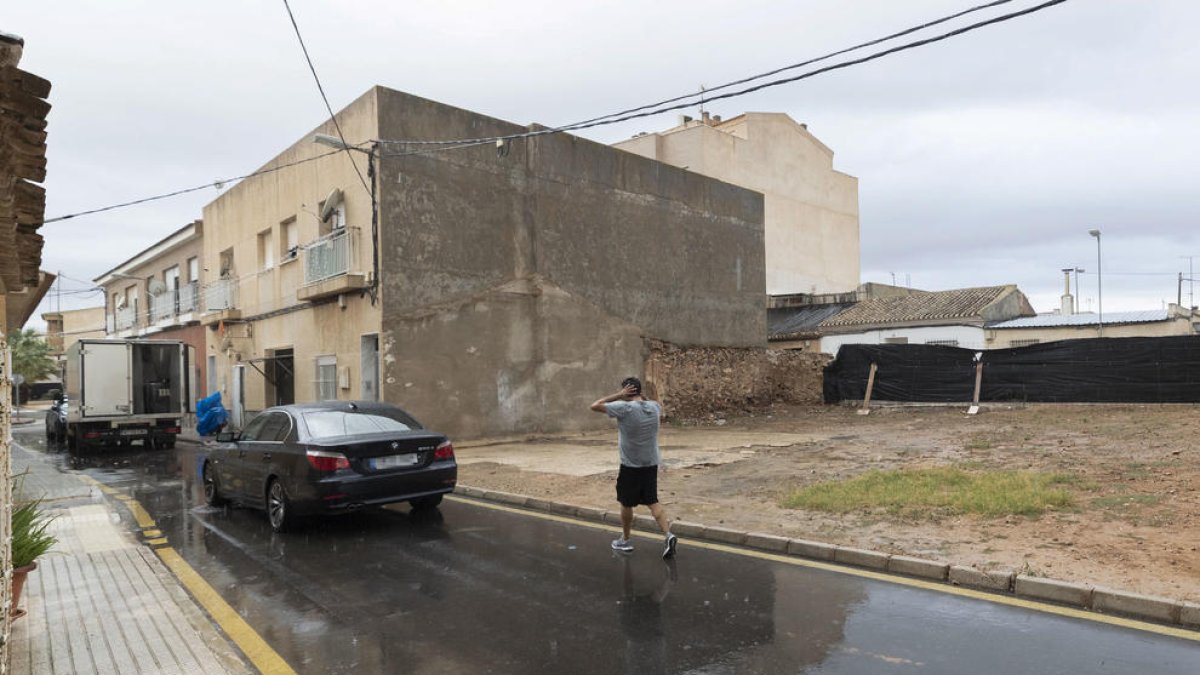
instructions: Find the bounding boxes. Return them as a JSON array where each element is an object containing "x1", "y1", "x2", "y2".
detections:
[
  {"x1": 78, "y1": 471, "x2": 296, "y2": 674},
  {"x1": 157, "y1": 547, "x2": 297, "y2": 675},
  {"x1": 448, "y1": 495, "x2": 1200, "y2": 643}
]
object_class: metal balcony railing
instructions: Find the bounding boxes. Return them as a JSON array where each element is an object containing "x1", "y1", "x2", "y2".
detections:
[
  {"x1": 150, "y1": 292, "x2": 173, "y2": 323},
  {"x1": 303, "y1": 227, "x2": 358, "y2": 286},
  {"x1": 178, "y1": 281, "x2": 198, "y2": 313},
  {"x1": 205, "y1": 278, "x2": 238, "y2": 312},
  {"x1": 115, "y1": 301, "x2": 138, "y2": 331}
]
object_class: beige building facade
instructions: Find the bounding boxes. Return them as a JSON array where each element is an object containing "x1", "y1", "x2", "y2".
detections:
[
  {"x1": 614, "y1": 112, "x2": 859, "y2": 295},
  {"x1": 987, "y1": 306, "x2": 1200, "y2": 348},
  {"x1": 201, "y1": 92, "x2": 380, "y2": 426},
  {"x1": 41, "y1": 305, "x2": 105, "y2": 385},
  {"x1": 94, "y1": 220, "x2": 209, "y2": 395}
]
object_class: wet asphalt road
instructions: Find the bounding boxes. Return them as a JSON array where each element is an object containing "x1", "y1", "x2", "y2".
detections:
[{"x1": 13, "y1": 426, "x2": 1200, "y2": 674}]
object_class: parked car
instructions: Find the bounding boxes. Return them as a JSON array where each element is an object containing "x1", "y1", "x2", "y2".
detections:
[
  {"x1": 45, "y1": 393, "x2": 67, "y2": 444},
  {"x1": 202, "y1": 401, "x2": 457, "y2": 532}
]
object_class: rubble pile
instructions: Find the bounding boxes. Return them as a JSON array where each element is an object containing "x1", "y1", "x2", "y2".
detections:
[{"x1": 645, "y1": 340, "x2": 829, "y2": 420}]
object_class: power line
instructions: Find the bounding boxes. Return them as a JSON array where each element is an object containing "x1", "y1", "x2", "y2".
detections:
[
  {"x1": 36, "y1": 0, "x2": 1069, "y2": 226},
  {"x1": 383, "y1": 0, "x2": 1020, "y2": 149},
  {"x1": 279, "y1": 0, "x2": 371, "y2": 195},
  {"x1": 39, "y1": 149, "x2": 343, "y2": 226},
  {"x1": 377, "y1": 0, "x2": 1069, "y2": 149}
]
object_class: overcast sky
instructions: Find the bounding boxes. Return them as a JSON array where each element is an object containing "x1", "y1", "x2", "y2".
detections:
[{"x1": 9, "y1": 0, "x2": 1200, "y2": 329}]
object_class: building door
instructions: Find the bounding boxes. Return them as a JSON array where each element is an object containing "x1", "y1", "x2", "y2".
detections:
[
  {"x1": 267, "y1": 348, "x2": 294, "y2": 406},
  {"x1": 231, "y1": 365, "x2": 245, "y2": 429},
  {"x1": 360, "y1": 335, "x2": 379, "y2": 401}
]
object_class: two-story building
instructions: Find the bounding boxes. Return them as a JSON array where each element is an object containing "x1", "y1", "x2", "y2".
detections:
[
  {"x1": 95, "y1": 220, "x2": 207, "y2": 394},
  {"x1": 200, "y1": 86, "x2": 766, "y2": 437},
  {"x1": 40, "y1": 305, "x2": 105, "y2": 389}
]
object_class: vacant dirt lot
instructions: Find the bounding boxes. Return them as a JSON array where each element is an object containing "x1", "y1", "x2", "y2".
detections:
[{"x1": 457, "y1": 403, "x2": 1200, "y2": 602}]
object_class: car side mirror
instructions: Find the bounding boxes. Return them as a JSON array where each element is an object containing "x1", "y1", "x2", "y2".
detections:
[{"x1": 216, "y1": 431, "x2": 239, "y2": 443}]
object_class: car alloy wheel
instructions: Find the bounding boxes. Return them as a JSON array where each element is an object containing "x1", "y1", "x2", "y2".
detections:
[
  {"x1": 267, "y1": 479, "x2": 295, "y2": 532},
  {"x1": 203, "y1": 463, "x2": 226, "y2": 507}
]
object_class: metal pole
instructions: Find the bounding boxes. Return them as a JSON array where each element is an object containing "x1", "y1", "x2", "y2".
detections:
[
  {"x1": 1096, "y1": 235, "x2": 1103, "y2": 336},
  {"x1": 1088, "y1": 230, "x2": 1103, "y2": 336}
]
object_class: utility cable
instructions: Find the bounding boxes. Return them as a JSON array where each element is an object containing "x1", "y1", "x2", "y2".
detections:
[
  {"x1": 280, "y1": 0, "x2": 371, "y2": 195},
  {"x1": 377, "y1": 0, "x2": 1069, "y2": 150},
  {"x1": 39, "y1": 149, "x2": 342, "y2": 225},
  {"x1": 37, "y1": 0, "x2": 1068, "y2": 225},
  {"x1": 382, "y1": 0, "x2": 1019, "y2": 148}
]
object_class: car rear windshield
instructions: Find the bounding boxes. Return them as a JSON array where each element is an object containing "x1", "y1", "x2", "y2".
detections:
[{"x1": 302, "y1": 409, "x2": 421, "y2": 439}]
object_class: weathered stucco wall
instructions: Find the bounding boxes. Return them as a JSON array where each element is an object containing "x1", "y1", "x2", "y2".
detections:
[
  {"x1": 384, "y1": 277, "x2": 645, "y2": 437},
  {"x1": 645, "y1": 340, "x2": 830, "y2": 419},
  {"x1": 375, "y1": 88, "x2": 765, "y2": 437}
]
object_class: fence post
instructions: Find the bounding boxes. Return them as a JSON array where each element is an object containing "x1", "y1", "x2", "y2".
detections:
[
  {"x1": 968, "y1": 360, "x2": 984, "y2": 415},
  {"x1": 858, "y1": 362, "x2": 878, "y2": 416}
]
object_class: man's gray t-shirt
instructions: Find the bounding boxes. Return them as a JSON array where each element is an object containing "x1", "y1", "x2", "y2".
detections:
[{"x1": 606, "y1": 400, "x2": 662, "y2": 467}]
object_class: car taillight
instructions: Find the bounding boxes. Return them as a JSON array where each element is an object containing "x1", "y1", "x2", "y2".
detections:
[
  {"x1": 164, "y1": 427, "x2": 181, "y2": 434},
  {"x1": 434, "y1": 440, "x2": 454, "y2": 461},
  {"x1": 306, "y1": 449, "x2": 350, "y2": 472}
]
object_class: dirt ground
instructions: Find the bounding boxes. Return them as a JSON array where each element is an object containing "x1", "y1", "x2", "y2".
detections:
[{"x1": 457, "y1": 403, "x2": 1200, "y2": 602}]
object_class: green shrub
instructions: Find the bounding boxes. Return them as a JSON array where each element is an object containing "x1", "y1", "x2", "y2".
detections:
[{"x1": 11, "y1": 496, "x2": 57, "y2": 568}]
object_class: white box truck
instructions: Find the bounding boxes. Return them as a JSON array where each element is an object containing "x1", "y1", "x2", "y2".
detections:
[{"x1": 62, "y1": 338, "x2": 195, "y2": 451}]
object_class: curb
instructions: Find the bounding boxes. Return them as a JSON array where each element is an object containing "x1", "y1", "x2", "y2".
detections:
[{"x1": 453, "y1": 485, "x2": 1200, "y2": 632}]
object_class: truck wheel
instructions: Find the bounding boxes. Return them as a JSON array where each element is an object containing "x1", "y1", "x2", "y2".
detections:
[
  {"x1": 267, "y1": 479, "x2": 298, "y2": 533},
  {"x1": 203, "y1": 462, "x2": 228, "y2": 507}
]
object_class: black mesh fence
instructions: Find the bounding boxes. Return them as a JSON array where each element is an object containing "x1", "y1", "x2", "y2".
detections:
[{"x1": 823, "y1": 336, "x2": 1200, "y2": 404}]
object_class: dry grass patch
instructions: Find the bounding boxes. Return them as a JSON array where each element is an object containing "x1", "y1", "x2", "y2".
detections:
[{"x1": 781, "y1": 466, "x2": 1079, "y2": 518}]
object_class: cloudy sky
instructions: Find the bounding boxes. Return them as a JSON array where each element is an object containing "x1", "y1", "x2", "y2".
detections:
[{"x1": 9, "y1": 0, "x2": 1200, "y2": 328}]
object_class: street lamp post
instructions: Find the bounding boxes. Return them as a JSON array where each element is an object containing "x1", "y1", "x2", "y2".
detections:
[{"x1": 1088, "y1": 229, "x2": 1102, "y2": 336}]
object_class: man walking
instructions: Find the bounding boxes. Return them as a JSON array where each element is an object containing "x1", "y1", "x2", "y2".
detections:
[{"x1": 590, "y1": 377, "x2": 678, "y2": 558}]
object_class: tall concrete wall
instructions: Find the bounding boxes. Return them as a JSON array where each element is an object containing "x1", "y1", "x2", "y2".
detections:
[{"x1": 375, "y1": 88, "x2": 764, "y2": 437}]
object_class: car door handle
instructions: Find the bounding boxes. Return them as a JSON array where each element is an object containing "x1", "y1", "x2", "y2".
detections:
[{"x1": 262, "y1": 453, "x2": 272, "y2": 461}]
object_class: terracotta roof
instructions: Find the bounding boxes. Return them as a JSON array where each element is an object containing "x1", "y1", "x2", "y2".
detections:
[{"x1": 820, "y1": 285, "x2": 1026, "y2": 328}]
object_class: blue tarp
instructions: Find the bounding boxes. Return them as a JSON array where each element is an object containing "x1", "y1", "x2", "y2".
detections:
[{"x1": 196, "y1": 391, "x2": 229, "y2": 437}]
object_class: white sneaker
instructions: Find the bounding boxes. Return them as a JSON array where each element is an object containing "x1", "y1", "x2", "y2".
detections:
[
  {"x1": 611, "y1": 538, "x2": 634, "y2": 552},
  {"x1": 663, "y1": 533, "x2": 678, "y2": 559}
]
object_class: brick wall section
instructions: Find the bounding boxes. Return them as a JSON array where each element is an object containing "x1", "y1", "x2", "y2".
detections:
[{"x1": 645, "y1": 339, "x2": 829, "y2": 419}]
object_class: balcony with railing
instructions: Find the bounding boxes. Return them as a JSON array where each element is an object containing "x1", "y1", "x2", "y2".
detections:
[
  {"x1": 178, "y1": 280, "x2": 198, "y2": 313},
  {"x1": 115, "y1": 301, "x2": 138, "y2": 331},
  {"x1": 298, "y1": 227, "x2": 368, "y2": 301},
  {"x1": 148, "y1": 281, "x2": 201, "y2": 327},
  {"x1": 201, "y1": 277, "x2": 241, "y2": 325},
  {"x1": 149, "y1": 292, "x2": 173, "y2": 323}
]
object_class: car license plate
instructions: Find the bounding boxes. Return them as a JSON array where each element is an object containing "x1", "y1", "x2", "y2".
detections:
[
  {"x1": 119, "y1": 429, "x2": 148, "y2": 436},
  {"x1": 371, "y1": 453, "x2": 418, "y2": 470}
]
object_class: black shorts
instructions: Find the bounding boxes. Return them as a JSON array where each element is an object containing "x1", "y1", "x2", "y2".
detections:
[{"x1": 616, "y1": 464, "x2": 659, "y2": 507}]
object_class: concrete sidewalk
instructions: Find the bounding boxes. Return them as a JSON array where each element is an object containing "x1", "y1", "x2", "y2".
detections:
[{"x1": 7, "y1": 439, "x2": 252, "y2": 674}]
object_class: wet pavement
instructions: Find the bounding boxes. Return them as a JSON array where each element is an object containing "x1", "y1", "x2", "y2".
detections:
[{"x1": 12, "y1": 426, "x2": 1200, "y2": 674}]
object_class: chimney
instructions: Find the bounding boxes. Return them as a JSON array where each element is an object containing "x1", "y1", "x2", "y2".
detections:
[
  {"x1": 712, "y1": 114, "x2": 721, "y2": 123},
  {"x1": 702, "y1": 111, "x2": 711, "y2": 125},
  {"x1": 1060, "y1": 268, "x2": 1074, "y2": 315}
]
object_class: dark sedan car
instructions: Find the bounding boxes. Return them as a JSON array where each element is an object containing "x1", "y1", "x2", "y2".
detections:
[
  {"x1": 45, "y1": 394, "x2": 67, "y2": 444},
  {"x1": 202, "y1": 401, "x2": 457, "y2": 532}
]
